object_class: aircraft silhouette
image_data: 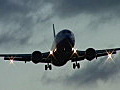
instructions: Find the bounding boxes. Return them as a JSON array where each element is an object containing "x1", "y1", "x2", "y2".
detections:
[{"x1": 0, "y1": 24, "x2": 119, "y2": 70}]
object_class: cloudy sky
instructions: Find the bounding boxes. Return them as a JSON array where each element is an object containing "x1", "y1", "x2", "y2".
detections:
[{"x1": 0, "y1": 0, "x2": 120, "y2": 90}]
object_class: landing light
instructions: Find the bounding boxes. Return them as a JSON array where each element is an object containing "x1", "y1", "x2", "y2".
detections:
[
  {"x1": 106, "y1": 50, "x2": 115, "y2": 63},
  {"x1": 72, "y1": 48, "x2": 77, "y2": 54},
  {"x1": 48, "y1": 50, "x2": 56, "y2": 60},
  {"x1": 50, "y1": 50, "x2": 53, "y2": 55},
  {"x1": 54, "y1": 48, "x2": 57, "y2": 52},
  {"x1": 108, "y1": 53, "x2": 112, "y2": 60},
  {"x1": 9, "y1": 56, "x2": 15, "y2": 64},
  {"x1": 10, "y1": 60, "x2": 14, "y2": 64},
  {"x1": 70, "y1": 48, "x2": 79, "y2": 58}
]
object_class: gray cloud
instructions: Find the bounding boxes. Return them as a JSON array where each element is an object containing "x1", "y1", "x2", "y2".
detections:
[
  {"x1": 2, "y1": 0, "x2": 120, "y2": 20},
  {"x1": 42, "y1": 55, "x2": 120, "y2": 87},
  {"x1": 0, "y1": 0, "x2": 53, "y2": 49},
  {"x1": 64, "y1": 58, "x2": 120, "y2": 87},
  {"x1": 48, "y1": 0, "x2": 120, "y2": 18},
  {"x1": 0, "y1": 0, "x2": 52, "y2": 22}
]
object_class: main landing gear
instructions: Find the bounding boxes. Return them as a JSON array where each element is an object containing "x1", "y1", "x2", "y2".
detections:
[
  {"x1": 45, "y1": 63, "x2": 52, "y2": 70},
  {"x1": 73, "y1": 61, "x2": 80, "y2": 69}
]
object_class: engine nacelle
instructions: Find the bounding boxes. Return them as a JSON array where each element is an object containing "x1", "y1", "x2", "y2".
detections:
[
  {"x1": 85, "y1": 48, "x2": 96, "y2": 61},
  {"x1": 32, "y1": 51, "x2": 42, "y2": 64}
]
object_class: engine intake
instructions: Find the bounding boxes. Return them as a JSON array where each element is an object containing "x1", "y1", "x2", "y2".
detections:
[
  {"x1": 85, "y1": 48, "x2": 96, "y2": 61},
  {"x1": 32, "y1": 51, "x2": 42, "y2": 64}
]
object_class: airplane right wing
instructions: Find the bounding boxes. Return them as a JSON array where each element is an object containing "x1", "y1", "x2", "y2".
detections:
[{"x1": 0, "y1": 51, "x2": 51, "y2": 64}]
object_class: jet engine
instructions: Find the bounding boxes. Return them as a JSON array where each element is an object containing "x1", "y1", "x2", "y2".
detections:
[
  {"x1": 32, "y1": 51, "x2": 42, "y2": 64},
  {"x1": 85, "y1": 48, "x2": 97, "y2": 61}
]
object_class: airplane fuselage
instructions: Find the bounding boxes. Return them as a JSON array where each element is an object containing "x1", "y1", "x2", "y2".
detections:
[{"x1": 51, "y1": 29, "x2": 75, "y2": 66}]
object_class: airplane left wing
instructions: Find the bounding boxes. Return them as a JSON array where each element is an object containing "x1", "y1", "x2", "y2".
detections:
[
  {"x1": 95, "y1": 48, "x2": 120, "y2": 59},
  {"x1": 71, "y1": 48, "x2": 120, "y2": 62},
  {"x1": 0, "y1": 51, "x2": 51, "y2": 63}
]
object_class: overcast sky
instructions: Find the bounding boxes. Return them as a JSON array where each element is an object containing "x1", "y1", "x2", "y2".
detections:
[{"x1": 0, "y1": 0, "x2": 120, "y2": 90}]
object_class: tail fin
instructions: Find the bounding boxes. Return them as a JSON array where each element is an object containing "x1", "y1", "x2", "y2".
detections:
[{"x1": 53, "y1": 24, "x2": 56, "y2": 38}]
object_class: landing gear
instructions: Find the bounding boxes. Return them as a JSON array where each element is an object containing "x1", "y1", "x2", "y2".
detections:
[
  {"x1": 73, "y1": 62, "x2": 80, "y2": 69},
  {"x1": 45, "y1": 63, "x2": 52, "y2": 70},
  {"x1": 73, "y1": 63, "x2": 76, "y2": 69}
]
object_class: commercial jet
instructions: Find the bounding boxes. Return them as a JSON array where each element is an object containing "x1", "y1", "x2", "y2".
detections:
[{"x1": 0, "y1": 24, "x2": 120, "y2": 70}]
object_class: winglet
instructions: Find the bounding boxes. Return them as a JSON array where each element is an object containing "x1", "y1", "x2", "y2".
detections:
[{"x1": 53, "y1": 24, "x2": 56, "y2": 38}]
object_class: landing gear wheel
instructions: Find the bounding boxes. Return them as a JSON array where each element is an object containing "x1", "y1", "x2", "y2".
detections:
[
  {"x1": 73, "y1": 62, "x2": 80, "y2": 69},
  {"x1": 45, "y1": 64, "x2": 52, "y2": 70},
  {"x1": 77, "y1": 63, "x2": 80, "y2": 69},
  {"x1": 49, "y1": 65, "x2": 52, "y2": 70},
  {"x1": 45, "y1": 65, "x2": 48, "y2": 70},
  {"x1": 73, "y1": 63, "x2": 76, "y2": 69}
]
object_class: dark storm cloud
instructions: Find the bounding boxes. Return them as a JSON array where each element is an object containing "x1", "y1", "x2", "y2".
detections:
[
  {"x1": 0, "y1": 0, "x2": 52, "y2": 23},
  {"x1": 42, "y1": 55, "x2": 120, "y2": 87},
  {"x1": 0, "y1": 29, "x2": 31, "y2": 47},
  {"x1": 0, "y1": 0, "x2": 44, "y2": 20},
  {"x1": 0, "y1": 0, "x2": 52, "y2": 48},
  {"x1": 47, "y1": 0, "x2": 120, "y2": 18}
]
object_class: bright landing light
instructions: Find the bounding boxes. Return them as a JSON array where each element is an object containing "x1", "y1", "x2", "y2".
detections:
[
  {"x1": 70, "y1": 48, "x2": 79, "y2": 58},
  {"x1": 50, "y1": 50, "x2": 53, "y2": 55},
  {"x1": 9, "y1": 56, "x2": 15, "y2": 64},
  {"x1": 10, "y1": 60, "x2": 14, "y2": 64},
  {"x1": 106, "y1": 51, "x2": 115, "y2": 63},
  {"x1": 72, "y1": 48, "x2": 77, "y2": 54},
  {"x1": 108, "y1": 53, "x2": 112, "y2": 59}
]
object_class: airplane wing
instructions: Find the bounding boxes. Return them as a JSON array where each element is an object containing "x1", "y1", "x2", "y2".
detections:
[
  {"x1": 71, "y1": 48, "x2": 120, "y2": 62},
  {"x1": 0, "y1": 54, "x2": 31, "y2": 62},
  {"x1": 0, "y1": 51, "x2": 51, "y2": 63},
  {"x1": 0, "y1": 48, "x2": 120, "y2": 64},
  {"x1": 96, "y1": 48, "x2": 120, "y2": 57}
]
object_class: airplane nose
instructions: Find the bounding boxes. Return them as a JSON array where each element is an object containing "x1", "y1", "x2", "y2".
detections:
[{"x1": 65, "y1": 34, "x2": 71, "y2": 39}]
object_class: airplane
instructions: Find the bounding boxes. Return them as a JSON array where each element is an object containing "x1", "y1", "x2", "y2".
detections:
[{"x1": 0, "y1": 24, "x2": 120, "y2": 70}]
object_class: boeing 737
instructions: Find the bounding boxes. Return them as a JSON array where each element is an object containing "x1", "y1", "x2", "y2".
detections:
[{"x1": 0, "y1": 24, "x2": 120, "y2": 70}]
